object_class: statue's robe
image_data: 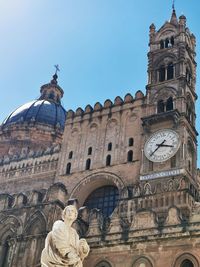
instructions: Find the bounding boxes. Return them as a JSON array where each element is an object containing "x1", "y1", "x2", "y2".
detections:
[{"x1": 41, "y1": 220, "x2": 89, "y2": 267}]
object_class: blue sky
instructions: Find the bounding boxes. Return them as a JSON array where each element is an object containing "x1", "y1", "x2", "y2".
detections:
[{"x1": 0, "y1": 0, "x2": 200, "y2": 163}]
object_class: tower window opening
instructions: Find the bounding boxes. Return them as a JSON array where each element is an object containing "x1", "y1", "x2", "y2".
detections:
[
  {"x1": 49, "y1": 91, "x2": 55, "y2": 100},
  {"x1": 66, "y1": 163, "x2": 71, "y2": 175},
  {"x1": 106, "y1": 155, "x2": 111, "y2": 166},
  {"x1": 171, "y1": 36, "x2": 174, "y2": 46},
  {"x1": 166, "y1": 97, "x2": 173, "y2": 111},
  {"x1": 85, "y1": 158, "x2": 91, "y2": 170},
  {"x1": 68, "y1": 151, "x2": 73, "y2": 159},
  {"x1": 88, "y1": 147, "x2": 92, "y2": 155},
  {"x1": 165, "y1": 38, "x2": 169, "y2": 48},
  {"x1": 108, "y1": 142, "x2": 112, "y2": 151},
  {"x1": 181, "y1": 259, "x2": 194, "y2": 267},
  {"x1": 157, "y1": 100, "x2": 165, "y2": 113},
  {"x1": 188, "y1": 160, "x2": 191, "y2": 171},
  {"x1": 167, "y1": 63, "x2": 174, "y2": 80},
  {"x1": 129, "y1": 137, "x2": 134, "y2": 146},
  {"x1": 127, "y1": 150, "x2": 133, "y2": 162},
  {"x1": 159, "y1": 66, "x2": 165, "y2": 82},
  {"x1": 186, "y1": 68, "x2": 192, "y2": 84},
  {"x1": 160, "y1": 40, "x2": 164, "y2": 49}
]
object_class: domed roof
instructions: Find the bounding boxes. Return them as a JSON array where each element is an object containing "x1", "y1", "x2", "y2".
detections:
[
  {"x1": 2, "y1": 99, "x2": 66, "y2": 129},
  {"x1": 2, "y1": 72, "x2": 66, "y2": 129}
]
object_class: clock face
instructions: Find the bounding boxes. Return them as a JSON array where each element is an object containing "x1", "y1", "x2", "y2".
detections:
[{"x1": 144, "y1": 129, "x2": 180, "y2": 163}]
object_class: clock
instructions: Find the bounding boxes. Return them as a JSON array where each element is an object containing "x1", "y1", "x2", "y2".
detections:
[{"x1": 144, "y1": 129, "x2": 180, "y2": 163}]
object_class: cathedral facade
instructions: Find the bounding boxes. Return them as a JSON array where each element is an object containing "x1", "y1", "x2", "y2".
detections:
[{"x1": 0, "y1": 8, "x2": 200, "y2": 267}]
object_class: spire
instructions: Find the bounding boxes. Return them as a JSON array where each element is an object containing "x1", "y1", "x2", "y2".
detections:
[
  {"x1": 170, "y1": 0, "x2": 178, "y2": 25},
  {"x1": 50, "y1": 64, "x2": 60, "y2": 85},
  {"x1": 39, "y1": 65, "x2": 64, "y2": 104}
]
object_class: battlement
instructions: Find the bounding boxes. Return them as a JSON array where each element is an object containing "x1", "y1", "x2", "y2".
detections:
[{"x1": 66, "y1": 91, "x2": 145, "y2": 121}]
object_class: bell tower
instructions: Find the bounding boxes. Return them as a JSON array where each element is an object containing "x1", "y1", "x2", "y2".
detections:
[{"x1": 141, "y1": 7, "x2": 198, "y2": 218}]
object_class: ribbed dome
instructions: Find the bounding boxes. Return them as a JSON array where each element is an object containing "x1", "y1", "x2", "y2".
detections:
[{"x1": 2, "y1": 99, "x2": 66, "y2": 129}]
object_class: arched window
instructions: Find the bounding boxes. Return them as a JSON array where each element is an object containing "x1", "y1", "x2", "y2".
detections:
[
  {"x1": 165, "y1": 38, "x2": 169, "y2": 48},
  {"x1": 171, "y1": 36, "x2": 174, "y2": 46},
  {"x1": 160, "y1": 40, "x2": 164, "y2": 49},
  {"x1": 95, "y1": 261, "x2": 112, "y2": 267},
  {"x1": 186, "y1": 97, "x2": 195, "y2": 125},
  {"x1": 68, "y1": 151, "x2": 73, "y2": 159},
  {"x1": 84, "y1": 185, "x2": 119, "y2": 217},
  {"x1": 127, "y1": 150, "x2": 133, "y2": 162},
  {"x1": 187, "y1": 140, "x2": 195, "y2": 176},
  {"x1": 85, "y1": 158, "x2": 91, "y2": 170},
  {"x1": 167, "y1": 63, "x2": 174, "y2": 80},
  {"x1": 166, "y1": 97, "x2": 173, "y2": 111},
  {"x1": 129, "y1": 137, "x2": 134, "y2": 146},
  {"x1": 66, "y1": 163, "x2": 71, "y2": 175},
  {"x1": 181, "y1": 259, "x2": 194, "y2": 267},
  {"x1": 108, "y1": 142, "x2": 112, "y2": 151},
  {"x1": 49, "y1": 91, "x2": 55, "y2": 100},
  {"x1": 106, "y1": 155, "x2": 111, "y2": 166},
  {"x1": 186, "y1": 68, "x2": 192, "y2": 84},
  {"x1": 174, "y1": 254, "x2": 198, "y2": 267},
  {"x1": 157, "y1": 100, "x2": 165, "y2": 113},
  {"x1": 88, "y1": 147, "x2": 92, "y2": 155},
  {"x1": 159, "y1": 66, "x2": 165, "y2": 82}
]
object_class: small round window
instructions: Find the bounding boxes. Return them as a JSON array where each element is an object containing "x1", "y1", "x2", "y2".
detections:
[{"x1": 84, "y1": 185, "x2": 119, "y2": 217}]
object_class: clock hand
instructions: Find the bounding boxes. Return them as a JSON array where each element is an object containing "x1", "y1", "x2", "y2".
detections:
[
  {"x1": 156, "y1": 144, "x2": 174, "y2": 148},
  {"x1": 150, "y1": 139, "x2": 166, "y2": 157}
]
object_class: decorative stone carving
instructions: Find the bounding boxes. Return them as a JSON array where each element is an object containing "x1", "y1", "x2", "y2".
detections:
[
  {"x1": 131, "y1": 211, "x2": 157, "y2": 230},
  {"x1": 164, "y1": 207, "x2": 181, "y2": 225},
  {"x1": 41, "y1": 205, "x2": 90, "y2": 267},
  {"x1": 86, "y1": 209, "x2": 103, "y2": 237}
]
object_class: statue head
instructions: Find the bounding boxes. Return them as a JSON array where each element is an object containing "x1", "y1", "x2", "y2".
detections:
[{"x1": 62, "y1": 205, "x2": 78, "y2": 222}]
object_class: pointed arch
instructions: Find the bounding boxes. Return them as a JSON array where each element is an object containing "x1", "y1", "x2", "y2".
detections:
[
  {"x1": 23, "y1": 210, "x2": 47, "y2": 235},
  {"x1": 0, "y1": 215, "x2": 22, "y2": 240}
]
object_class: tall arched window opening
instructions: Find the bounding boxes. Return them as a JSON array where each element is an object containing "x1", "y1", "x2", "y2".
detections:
[
  {"x1": 157, "y1": 100, "x2": 165, "y2": 113},
  {"x1": 171, "y1": 36, "x2": 174, "y2": 46},
  {"x1": 106, "y1": 155, "x2": 111, "y2": 166},
  {"x1": 66, "y1": 163, "x2": 71, "y2": 175},
  {"x1": 160, "y1": 40, "x2": 164, "y2": 49},
  {"x1": 108, "y1": 142, "x2": 112, "y2": 151},
  {"x1": 68, "y1": 151, "x2": 73, "y2": 159},
  {"x1": 159, "y1": 66, "x2": 165, "y2": 82},
  {"x1": 167, "y1": 63, "x2": 174, "y2": 80},
  {"x1": 165, "y1": 38, "x2": 169, "y2": 48},
  {"x1": 186, "y1": 68, "x2": 192, "y2": 84},
  {"x1": 166, "y1": 97, "x2": 173, "y2": 111},
  {"x1": 129, "y1": 138, "x2": 134, "y2": 146},
  {"x1": 127, "y1": 150, "x2": 133, "y2": 162},
  {"x1": 85, "y1": 158, "x2": 91, "y2": 170},
  {"x1": 88, "y1": 147, "x2": 92, "y2": 155}
]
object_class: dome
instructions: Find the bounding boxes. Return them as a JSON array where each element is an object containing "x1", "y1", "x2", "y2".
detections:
[{"x1": 2, "y1": 99, "x2": 66, "y2": 129}]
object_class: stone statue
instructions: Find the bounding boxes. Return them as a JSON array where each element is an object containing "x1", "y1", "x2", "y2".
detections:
[{"x1": 41, "y1": 205, "x2": 90, "y2": 267}]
